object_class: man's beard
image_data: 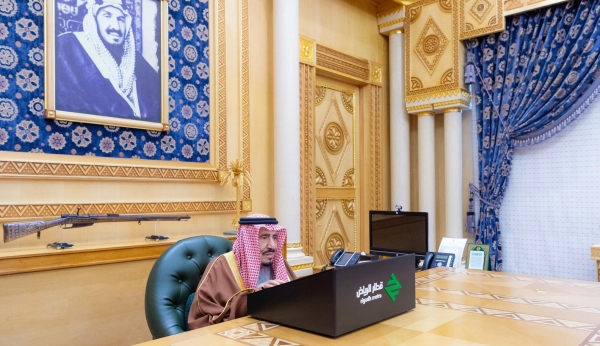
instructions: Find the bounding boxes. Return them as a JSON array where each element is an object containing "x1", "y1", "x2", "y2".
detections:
[
  {"x1": 261, "y1": 251, "x2": 275, "y2": 266},
  {"x1": 105, "y1": 42, "x2": 125, "y2": 65}
]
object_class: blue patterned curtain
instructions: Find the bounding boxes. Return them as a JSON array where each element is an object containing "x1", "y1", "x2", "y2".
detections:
[{"x1": 469, "y1": 0, "x2": 600, "y2": 271}]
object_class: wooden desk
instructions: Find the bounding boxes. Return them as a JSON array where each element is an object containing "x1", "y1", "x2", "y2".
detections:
[{"x1": 135, "y1": 268, "x2": 600, "y2": 345}]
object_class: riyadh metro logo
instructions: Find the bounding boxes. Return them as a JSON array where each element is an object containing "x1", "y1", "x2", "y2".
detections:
[
  {"x1": 356, "y1": 273, "x2": 402, "y2": 304},
  {"x1": 384, "y1": 273, "x2": 402, "y2": 302}
]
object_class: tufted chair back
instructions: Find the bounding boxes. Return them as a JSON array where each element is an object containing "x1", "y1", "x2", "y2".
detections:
[{"x1": 144, "y1": 235, "x2": 233, "y2": 339}]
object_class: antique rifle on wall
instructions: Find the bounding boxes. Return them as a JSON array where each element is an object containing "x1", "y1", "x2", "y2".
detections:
[{"x1": 3, "y1": 207, "x2": 191, "y2": 243}]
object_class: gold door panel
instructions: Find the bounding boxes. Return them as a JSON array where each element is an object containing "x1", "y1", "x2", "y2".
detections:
[{"x1": 314, "y1": 81, "x2": 357, "y2": 266}]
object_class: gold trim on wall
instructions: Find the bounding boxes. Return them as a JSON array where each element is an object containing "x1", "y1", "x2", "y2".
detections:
[
  {"x1": 0, "y1": 201, "x2": 237, "y2": 219},
  {"x1": 378, "y1": 18, "x2": 406, "y2": 29},
  {"x1": 300, "y1": 63, "x2": 316, "y2": 255},
  {"x1": 316, "y1": 44, "x2": 371, "y2": 82},
  {"x1": 407, "y1": 104, "x2": 434, "y2": 112},
  {"x1": 406, "y1": 88, "x2": 471, "y2": 103},
  {"x1": 370, "y1": 86, "x2": 383, "y2": 210},
  {"x1": 377, "y1": 6, "x2": 404, "y2": 18},
  {"x1": 433, "y1": 99, "x2": 471, "y2": 108},
  {"x1": 242, "y1": 0, "x2": 251, "y2": 202},
  {"x1": 218, "y1": 0, "x2": 227, "y2": 170},
  {"x1": 0, "y1": 160, "x2": 218, "y2": 181},
  {"x1": 443, "y1": 107, "x2": 461, "y2": 113},
  {"x1": 287, "y1": 242, "x2": 302, "y2": 248},
  {"x1": 418, "y1": 111, "x2": 436, "y2": 117}
]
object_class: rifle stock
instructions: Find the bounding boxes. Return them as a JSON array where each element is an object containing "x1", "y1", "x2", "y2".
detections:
[
  {"x1": 3, "y1": 214, "x2": 190, "y2": 243},
  {"x1": 3, "y1": 218, "x2": 67, "y2": 243}
]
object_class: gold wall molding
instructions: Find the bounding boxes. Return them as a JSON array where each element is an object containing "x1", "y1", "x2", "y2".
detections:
[
  {"x1": 406, "y1": 88, "x2": 471, "y2": 104},
  {"x1": 418, "y1": 111, "x2": 435, "y2": 117},
  {"x1": 460, "y1": 0, "x2": 505, "y2": 40},
  {"x1": 407, "y1": 104, "x2": 434, "y2": 112},
  {"x1": 0, "y1": 160, "x2": 218, "y2": 181},
  {"x1": 316, "y1": 44, "x2": 370, "y2": 82},
  {"x1": 444, "y1": 107, "x2": 461, "y2": 113},
  {"x1": 287, "y1": 242, "x2": 302, "y2": 248},
  {"x1": 300, "y1": 63, "x2": 316, "y2": 256},
  {"x1": 377, "y1": 6, "x2": 404, "y2": 18},
  {"x1": 218, "y1": 0, "x2": 227, "y2": 170},
  {"x1": 370, "y1": 86, "x2": 383, "y2": 210},
  {"x1": 0, "y1": 201, "x2": 237, "y2": 219},
  {"x1": 433, "y1": 99, "x2": 471, "y2": 108},
  {"x1": 406, "y1": 0, "x2": 461, "y2": 98},
  {"x1": 379, "y1": 18, "x2": 405, "y2": 29},
  {"x1": 242, "y1": 0, "x2": 251, "y2": 201}
]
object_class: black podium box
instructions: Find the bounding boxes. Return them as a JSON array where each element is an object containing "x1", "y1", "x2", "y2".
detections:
[{"x1": 247, "y1": 254, "x2": 416, "y2": 337}]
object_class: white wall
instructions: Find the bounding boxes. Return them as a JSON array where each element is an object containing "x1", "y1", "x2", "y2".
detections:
[{"x1": 500, "y1": 96, "x2": 600, "y2": 281}]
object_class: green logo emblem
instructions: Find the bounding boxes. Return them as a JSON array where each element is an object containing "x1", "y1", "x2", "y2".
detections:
[{"x1": 385, "y1": 273, "x2": 402, "y2": 302}]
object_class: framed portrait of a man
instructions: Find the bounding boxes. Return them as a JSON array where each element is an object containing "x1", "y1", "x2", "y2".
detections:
[{"x1": 45, "y1": 0, "x2": 168, "y2": 131}]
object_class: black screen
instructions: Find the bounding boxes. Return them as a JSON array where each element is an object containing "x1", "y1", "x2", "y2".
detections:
[{"x1": 369, "y1": 211, "x2": 428, "y2": 256}]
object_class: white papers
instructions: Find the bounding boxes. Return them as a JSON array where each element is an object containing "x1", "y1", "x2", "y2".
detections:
[
  {"x1": 467, "y1": 250, "x2": 485, "y2": 270},
  {"x1": 438, "y1": 237, "x2": 467, "y2": 269}
]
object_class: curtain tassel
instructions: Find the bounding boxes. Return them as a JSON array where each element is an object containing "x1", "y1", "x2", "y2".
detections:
[
  {"x1": 464, "y1": 52, "x2": 476, "y2": 85},
  {"x1": 465, "y1": 192, "x2": 476, "y2": 234}
]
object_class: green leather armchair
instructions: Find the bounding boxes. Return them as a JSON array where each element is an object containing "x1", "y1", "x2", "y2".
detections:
[{"x1": 144, "y1": 236, "x2": 233, "y2": 339}]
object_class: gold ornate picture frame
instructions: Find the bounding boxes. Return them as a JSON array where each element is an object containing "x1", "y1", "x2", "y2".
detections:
[{"x1": 44, "y1": 0, "x2": 169, "y2": 131}]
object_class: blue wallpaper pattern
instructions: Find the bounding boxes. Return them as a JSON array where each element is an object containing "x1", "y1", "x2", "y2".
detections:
[{"x1": 0, "y1": 0, "x2": 209, "y2": 162}]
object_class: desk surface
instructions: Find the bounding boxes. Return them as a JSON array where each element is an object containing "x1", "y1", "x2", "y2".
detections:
[{"x1": 136, "y1": 268, "x2": 600, "y2": 346}]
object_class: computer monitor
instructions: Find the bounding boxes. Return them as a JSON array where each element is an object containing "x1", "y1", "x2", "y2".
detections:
[{"x1": 369, "y1": 210, "x2": 428, "y2": 267}]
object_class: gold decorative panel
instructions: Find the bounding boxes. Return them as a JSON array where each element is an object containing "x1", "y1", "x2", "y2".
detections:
[
  {"x1": 300, "y1": 38, "x2": 315, "y2": 65},
  {"x1": 315, "y1": 89, "x2": 353, "y2": 183},
  {"x1": 406, "y1": 0, "x2": 464, "y2": 98},
  {"x1": 460, "y1": 0, "x2": 505, "y2": 40},
  {"x1": 314, "y1": 84, "x2": 356, "y2": 266},
  {"x1": 415, "y1": 17, "x2": 449, "y2": 75}
]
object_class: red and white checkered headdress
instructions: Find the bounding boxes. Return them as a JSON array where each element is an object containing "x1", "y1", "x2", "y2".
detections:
[{"x1": 232, "y1": 214, "x2": 288, "y2": 289}]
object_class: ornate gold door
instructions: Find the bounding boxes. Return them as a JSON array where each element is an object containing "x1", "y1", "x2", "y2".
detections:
[{"x1": 314, "y1": 80, "x2": 357, "y2": 266}]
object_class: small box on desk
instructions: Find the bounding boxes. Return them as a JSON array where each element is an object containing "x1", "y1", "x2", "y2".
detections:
[{"x1": 248, "y1": 254, "x2": 415, "y2": 337}]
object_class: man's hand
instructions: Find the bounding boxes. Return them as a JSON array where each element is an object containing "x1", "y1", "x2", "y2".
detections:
[{"x1": 255, "y1": 279, "x2": 286, "y2": 291}]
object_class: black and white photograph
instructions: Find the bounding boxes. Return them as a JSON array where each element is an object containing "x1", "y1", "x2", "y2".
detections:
[{"x1": 50, "y1": 0, "x2": 165, "y2": 127}]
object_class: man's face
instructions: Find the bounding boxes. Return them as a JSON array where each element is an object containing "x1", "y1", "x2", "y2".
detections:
[
  {"x1": 258, "y1": 227, "x2": 278, "y2": 266},
  {"x1": 96, "y1": 6, "x2": 126, "y2": 45}
]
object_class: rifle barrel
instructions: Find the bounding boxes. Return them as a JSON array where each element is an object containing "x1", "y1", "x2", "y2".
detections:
[{"x1": 3, "y1": 214, "x2": 191, "y2": 243}]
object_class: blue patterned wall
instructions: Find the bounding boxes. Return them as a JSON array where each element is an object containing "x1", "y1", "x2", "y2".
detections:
[{"x1": 0, "y1": 0, "x2": 209, "y2": 162}]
